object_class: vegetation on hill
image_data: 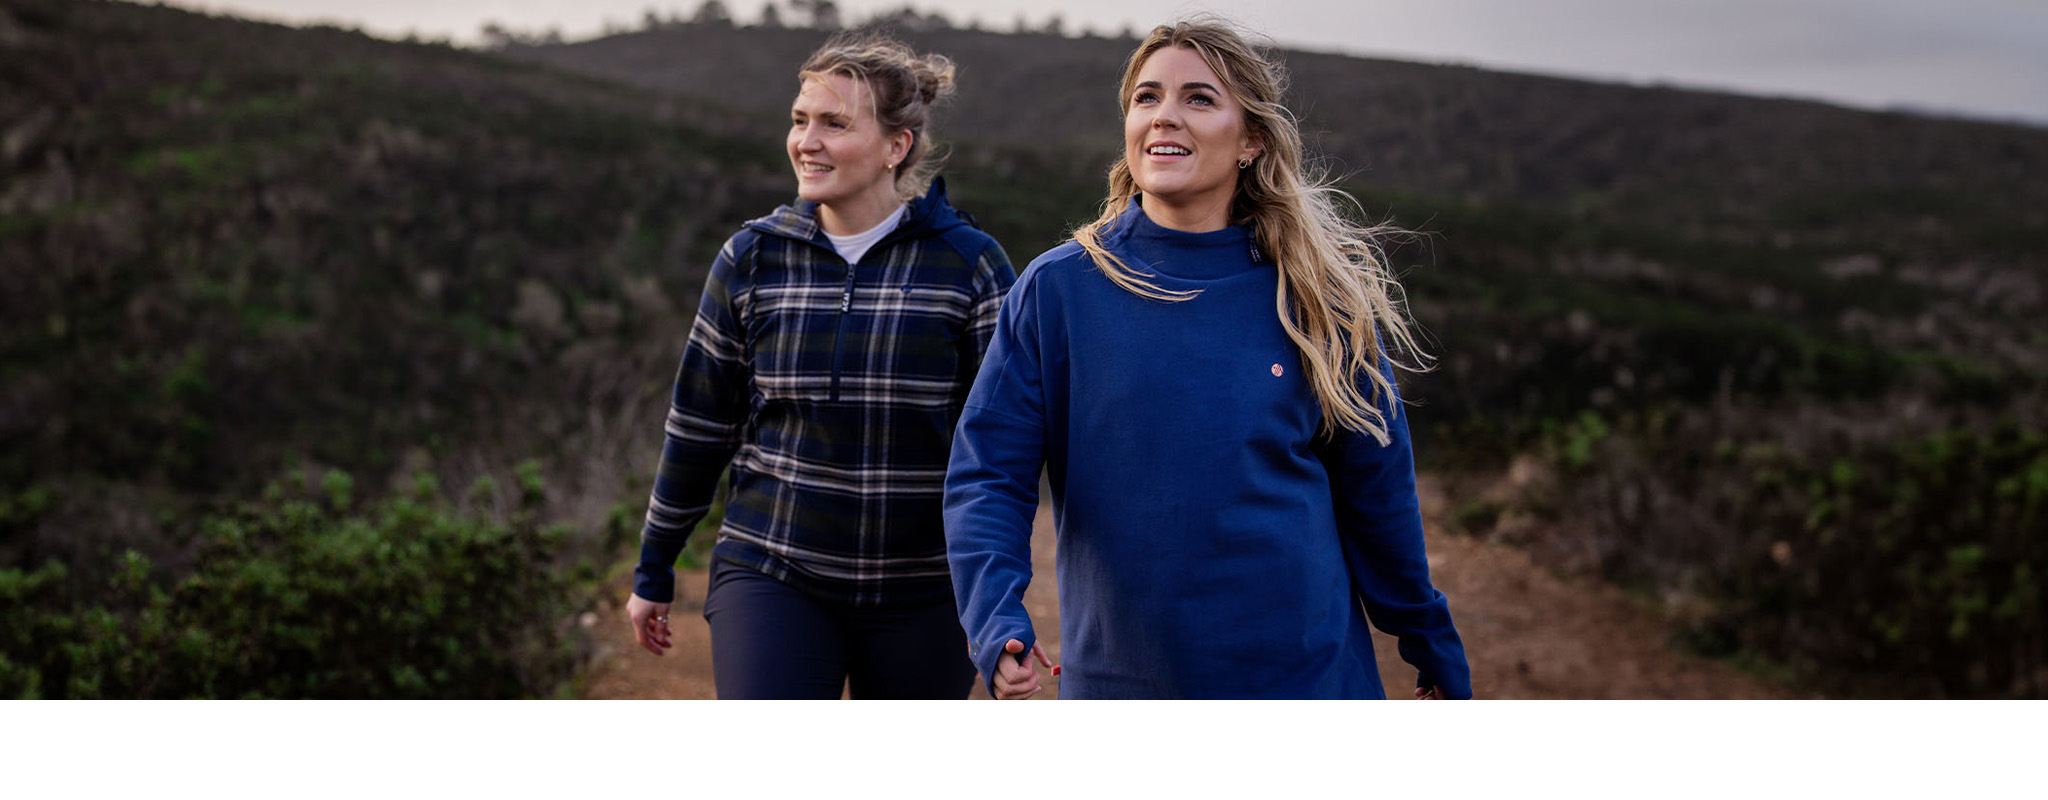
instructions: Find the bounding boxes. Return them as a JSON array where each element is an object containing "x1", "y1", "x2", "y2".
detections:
[
  {"x1": 2, "y1": 0, "x2": 782, "y2": 696},
  {"x1": 3, "y1": 0, "x2": 2043, "y2": 697}
]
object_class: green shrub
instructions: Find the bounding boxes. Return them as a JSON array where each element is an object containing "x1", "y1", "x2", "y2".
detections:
[
  {"x1": 0, "y1": 469, "x2": 588, "y2": 698},
  {"x1": 1514, "y1": 408, "x2": 2048, "y2": 698},
  {"x1": 1722, "y1": 426, "x2": 2047, "y2": 698}
]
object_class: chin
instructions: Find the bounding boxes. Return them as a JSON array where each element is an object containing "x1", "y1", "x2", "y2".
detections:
[
  {"x1": 1134, "y1": 181, "x2": 1186, "y2": 201},
  {"x1": 795, "y1": 182, "x2": 834, "y2": 203}
]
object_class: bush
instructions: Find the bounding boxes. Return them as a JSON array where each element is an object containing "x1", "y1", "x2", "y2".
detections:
[
  {"x1": 1724, "y1": 425, "x2": 2047, "y2": 698},
  {"x1": 0, "y1": 468, "x2": 590, "y2": 698},
  {"x1": 1503, "y1": 406, "x2": 2048, "y2": 698}
]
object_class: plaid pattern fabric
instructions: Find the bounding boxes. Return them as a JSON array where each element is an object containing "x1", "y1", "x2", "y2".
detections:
[{"x1": 635, "y1": 181, "x2": 1014, "y2": 607}]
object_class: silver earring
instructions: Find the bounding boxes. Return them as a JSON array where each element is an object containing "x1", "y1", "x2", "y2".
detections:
[{"x1": 1238, "y1": 156, "x2": 1253, "y2": 169}]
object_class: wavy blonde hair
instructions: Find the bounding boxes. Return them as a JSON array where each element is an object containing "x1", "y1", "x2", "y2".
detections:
[
  {"x1": 1072, "y1": 18, "x2": 1430, "y2": 443},
  {"x1": 797, "y1": 31, "x2": 957, "y2": 200}
]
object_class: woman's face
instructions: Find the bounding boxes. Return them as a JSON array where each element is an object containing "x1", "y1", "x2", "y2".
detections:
[
  {"x1": 1123, "y1": 45, "x2": 1262, "y2": 229},
  {"x1": 787, "y1": 73, "x2": 907, "y2": 211}
]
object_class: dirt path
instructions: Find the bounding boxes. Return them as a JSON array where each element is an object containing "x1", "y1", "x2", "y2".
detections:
[{"x1": 579, "y1": 475, "x2": 1799, "y2": 699}]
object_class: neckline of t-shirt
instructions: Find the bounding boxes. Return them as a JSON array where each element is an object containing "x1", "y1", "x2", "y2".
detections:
[{"x1": 824, "y1": 204, "x2": 908, "y2": 263}]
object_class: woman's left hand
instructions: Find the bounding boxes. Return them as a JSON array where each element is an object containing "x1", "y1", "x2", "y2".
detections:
[
  {"x1": 626, "y1": 593, "x2": 673, "y2": 656},
  {"x1": 1415, "y1": 685, "x2": 1442, "y2": 700}
]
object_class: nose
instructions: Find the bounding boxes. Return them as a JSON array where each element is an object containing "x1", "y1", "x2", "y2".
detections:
[
  {"x1": 796, "y1": 126, "x2": 823, "y2": 152},
  {"x1": 1149, "y1": 100, "x2": 1183, "y2": 130}
]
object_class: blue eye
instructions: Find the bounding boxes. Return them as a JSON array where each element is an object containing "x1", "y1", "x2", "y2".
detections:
[{"x1": 1189, "y1": 94, "x2": 1215, "y2": 106}]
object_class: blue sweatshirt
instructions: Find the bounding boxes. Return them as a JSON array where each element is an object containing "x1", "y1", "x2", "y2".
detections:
[{"x1": 944, "y1": 199, "x2": 1471, "y2": 699}]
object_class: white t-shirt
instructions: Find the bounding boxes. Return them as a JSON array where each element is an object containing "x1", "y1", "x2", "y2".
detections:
[{"x1": 825, "y1": 205, "x2": 906, "y2": 265}]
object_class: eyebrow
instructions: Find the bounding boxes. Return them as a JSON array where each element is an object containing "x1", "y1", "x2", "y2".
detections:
[{"x1": 1136, "y1": 80, "x2": 1221, "y2": 93}]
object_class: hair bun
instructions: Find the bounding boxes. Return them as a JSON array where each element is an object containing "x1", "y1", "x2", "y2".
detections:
[{"x1": 913, "y1": 54, "x2": 957, "y2": 106}]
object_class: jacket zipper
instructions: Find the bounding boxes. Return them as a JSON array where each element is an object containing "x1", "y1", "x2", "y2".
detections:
[{"x1": 829, "y1": 259, "x2": 856, "y2": 402}]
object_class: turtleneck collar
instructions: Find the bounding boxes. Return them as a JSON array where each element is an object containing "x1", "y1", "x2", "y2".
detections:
[{"x1": 1112, "y1": 195, "x2": 1262, "y2": 281}]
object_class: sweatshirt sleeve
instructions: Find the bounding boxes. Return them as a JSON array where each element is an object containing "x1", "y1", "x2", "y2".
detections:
[
  {"x1": 956, "y1": 240, "x2": 1017, "y2": 403},
  {"x1": 633, "y1": 234, "x2": 754, "y2": 604},
  {"x1": 1321, "y1": 365, "x2": 1473, "y2": 699},
  {"x1": 944, "y1": 269, "x2": 1045, "y2": 695}
]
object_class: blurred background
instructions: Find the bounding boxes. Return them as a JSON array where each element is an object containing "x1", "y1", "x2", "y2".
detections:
[{"x1": 2, "y1": 0, "x2": 2042, "y2": 699}]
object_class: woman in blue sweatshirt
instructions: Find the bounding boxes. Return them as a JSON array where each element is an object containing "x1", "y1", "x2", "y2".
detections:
[
  {"x1": 945, "y1": 18, "x2": 1471, "y2": 699},
  {"x1": 626, "y1": 34, "x2": 1014, "y2": 698}
]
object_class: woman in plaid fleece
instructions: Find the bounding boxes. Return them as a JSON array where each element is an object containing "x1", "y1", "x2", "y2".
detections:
[
  {"x1": 625, "y1": 33, "x2": 1015, "y2": 699},
  {"x1": 945, "y1": 18, "x2": 1470, "y2": 699}
]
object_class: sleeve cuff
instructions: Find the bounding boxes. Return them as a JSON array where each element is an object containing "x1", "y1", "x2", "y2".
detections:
[{"x1": 632, "y1": 541, "x2": 679, "y2": 603}]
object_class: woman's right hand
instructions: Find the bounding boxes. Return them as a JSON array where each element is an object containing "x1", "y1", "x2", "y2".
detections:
[
  {"x1": 626, "y1": 593, "x2": 673, "y2": 656},
  {"x1": 991, "y1": 638, "x2": 1057, "y2": 700}
]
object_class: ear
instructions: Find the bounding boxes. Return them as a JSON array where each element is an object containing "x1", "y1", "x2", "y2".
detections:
[
  {"x1": 1240, "y1": 129, "x2": 1266, "y2": 164},
  {"x1": 889, "y1": 129, "x2": 915, "y2": 167}
]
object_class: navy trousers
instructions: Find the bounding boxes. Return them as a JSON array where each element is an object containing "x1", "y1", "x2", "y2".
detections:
[{"x1": 702, "y1": 560, "x2": 976, "y2": 699}]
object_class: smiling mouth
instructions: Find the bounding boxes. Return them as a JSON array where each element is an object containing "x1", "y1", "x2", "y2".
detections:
[
  {"x1": 799, "y1": 161, "x2": 835, "y2": 175},
  {"x1": 1146, "y1": 144, "x2": 1190, "y2": 156}
]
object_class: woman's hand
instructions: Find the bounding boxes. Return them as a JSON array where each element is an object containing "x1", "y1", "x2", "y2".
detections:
[
  {"x1": 627, "y1": 593, "x2": 673, "y2": 656},
  {"x1": 1415, "y1": 685, "x2": 1442, "y2": 699},
  {"x1": 991, "y1": 638, "x2": 1058, "y2": 700}
]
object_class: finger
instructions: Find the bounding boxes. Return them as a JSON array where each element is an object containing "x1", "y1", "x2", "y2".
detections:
[
  {"x1": 1030, "y1": 644, "x2": 1056, "y2": 670},
  {"x1": 997, "y1": 678, "x2": 1040, "y2": 700},
  {"x1": 640, "y1": 617, "x2": 671, "y2": 655},
  {"x1": 993, "y1": 666, "x2": 1038, "y2": 699},
  {"x1": 996, "y1": 658, "x2": 1035, "y2": 686},
  {"x1": 995, "y1": 663, "x2": 1032, "y2": 688}
]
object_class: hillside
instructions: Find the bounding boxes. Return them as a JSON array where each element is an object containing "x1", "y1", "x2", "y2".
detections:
[
  {"x1": 1, "y1": 0, "x2": 792, "y2": 696},
  {"x1": 5, "y1": 0, "x2": 777, "y2": 550},
  {"x1": 2, "y1": 1, "x2": 2043, "y2": 697},
  {"x1": 510, "y1": 22, "x2": 2048, "y2": 426},
  {"x1": 511, "y1": 22, "x2": 2048, "y2": 248}
]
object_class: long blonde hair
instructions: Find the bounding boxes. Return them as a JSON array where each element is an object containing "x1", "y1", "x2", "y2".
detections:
[
  {"x1": 1072, "y1": 18, "x2": 1429, "y2": 443},
  {"x1": 797, "y1": 32, "x2": 957, "y2": 200}
]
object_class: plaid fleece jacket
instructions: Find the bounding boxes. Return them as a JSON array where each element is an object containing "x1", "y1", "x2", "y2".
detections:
[{"x1": 635, "y1": 179, "x2": 1015, "y2": 607}]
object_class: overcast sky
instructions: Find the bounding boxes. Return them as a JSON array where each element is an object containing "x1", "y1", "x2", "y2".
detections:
[{"x1": 170, "y1": 0, "x2": 2048, "y2": 125}]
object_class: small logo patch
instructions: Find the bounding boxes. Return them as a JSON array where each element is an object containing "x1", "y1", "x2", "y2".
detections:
[{"x1": 1271, "y1": 363, "x2": 1284, "y2": 377}]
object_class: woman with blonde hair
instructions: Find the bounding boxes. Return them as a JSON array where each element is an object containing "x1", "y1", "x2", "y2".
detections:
[
  {"x1": 627, "y1": 32, "x2": 1014, "y2": 698},
  {"x1": 945, "y1": 18, "x2": 1469, "y2": 699}
]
